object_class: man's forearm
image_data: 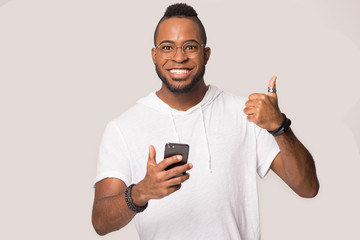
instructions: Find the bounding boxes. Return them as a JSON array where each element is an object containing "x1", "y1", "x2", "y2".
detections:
[
  {"x1": 92, "y1": 192, "x2": 137, "y2": 236},
  {"x1": 273, "y1": 128, "x2": 319, "y2": 197}
]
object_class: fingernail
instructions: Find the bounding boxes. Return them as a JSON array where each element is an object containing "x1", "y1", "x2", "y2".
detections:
[
  {"x1": 177, "y1": 155, "x2": 182, "y2": 160},
  {"x1": 189, "y1": 163, "x2": 193, "y2": 168}
]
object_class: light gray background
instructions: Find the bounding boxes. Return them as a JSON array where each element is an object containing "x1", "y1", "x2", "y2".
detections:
[{"x1": 1, "y1": 0, "x2": 359, "y2": 239}]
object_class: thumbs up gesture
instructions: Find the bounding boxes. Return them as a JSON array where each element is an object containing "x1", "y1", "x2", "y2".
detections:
[{"x1": 243, "y1": 76, "x2": 284, "y2": 131}]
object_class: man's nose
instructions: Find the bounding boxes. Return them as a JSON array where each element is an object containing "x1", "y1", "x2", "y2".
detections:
[{"x1": 172, "y1": 47, "x2": 188, "y2": 62}]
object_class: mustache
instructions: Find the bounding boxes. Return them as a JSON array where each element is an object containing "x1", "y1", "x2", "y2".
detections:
[{"x1": 155, "y1": 63, "x2": 206, "y2": 94}]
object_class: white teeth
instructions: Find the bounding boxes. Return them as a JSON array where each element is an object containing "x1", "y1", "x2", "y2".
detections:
[{"x1": 170, "y1": 69, "x2": 189, "y2": 74}]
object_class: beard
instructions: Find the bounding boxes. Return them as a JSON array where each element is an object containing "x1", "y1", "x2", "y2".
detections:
[{"x1": 155, "y1": 64, "x2": 206, "y2": 94}]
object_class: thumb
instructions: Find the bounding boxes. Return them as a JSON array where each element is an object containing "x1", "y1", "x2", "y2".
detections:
[
  {"x1": 268, "y1": 75, "x2": 278, "y2": 98},
  {"x1": 147, "y1": 145, "x2": 157, "y2": 166}
]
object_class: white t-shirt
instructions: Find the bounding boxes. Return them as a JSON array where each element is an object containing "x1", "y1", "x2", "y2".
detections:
[{"x1": 95, "y1": 85, "x2": 280, "y2": 240}]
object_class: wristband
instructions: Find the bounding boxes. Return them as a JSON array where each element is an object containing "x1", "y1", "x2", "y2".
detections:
[
  {"x1": 267, "y1": 113, "x2": 291, "y2": 136},
  {"x1": 124, "y1": 184, "x2": 148, "y2": 213}
]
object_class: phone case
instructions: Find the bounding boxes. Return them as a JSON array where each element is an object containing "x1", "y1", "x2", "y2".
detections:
[{"x1": 164, "y1": 143, "x2": 189, "y2": 173}]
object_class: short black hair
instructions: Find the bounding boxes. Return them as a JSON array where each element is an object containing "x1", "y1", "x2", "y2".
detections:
[{"x1": 154, "y1": 3, "x2": 207, "y2": 46}]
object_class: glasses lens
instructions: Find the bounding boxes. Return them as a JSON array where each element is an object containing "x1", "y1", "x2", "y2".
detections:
[
  {"x1": 159, "y1": 43, "x2": 175, "y2": 59},
  {"x1": 183, "y1": 42, "x2": 200, "y2": 57},
  {"x1": 158, "y1": 42, "x2": 203, "y2": 59}
]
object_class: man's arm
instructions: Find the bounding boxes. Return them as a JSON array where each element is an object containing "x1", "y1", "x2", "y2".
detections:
[
  {"x1": 92, "y1": 178, "x2": 135, "y2": 236},
  {"x1": 92, "y1": 145, "x2": 193, "y2": 235},
  {"x1": 244, "y1": 76, "x2": 319, "y2": 197},
  {"x1": 270, "y1": 128, "x2": 319, "y2": 198}
]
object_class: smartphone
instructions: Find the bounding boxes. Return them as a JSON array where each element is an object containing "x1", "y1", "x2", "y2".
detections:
[{"x1": 164, "y1": 143, "x2": 189, "y2": 176}]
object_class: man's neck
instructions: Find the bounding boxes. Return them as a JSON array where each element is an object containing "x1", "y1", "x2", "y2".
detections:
[{"x1": 156, "y1": 80, "x2": 208, "y2": 111}]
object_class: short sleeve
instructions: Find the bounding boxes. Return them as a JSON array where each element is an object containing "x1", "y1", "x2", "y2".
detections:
[
  {"x1": 255, "y1": 126, "x2": 280, "y2": 178},
  {"x1": 94, "y1": 120, "x2": 132, "y2": 186}
]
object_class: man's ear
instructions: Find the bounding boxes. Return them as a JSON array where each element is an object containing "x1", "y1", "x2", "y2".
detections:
[
  {"x1": 151, "y1": 47, "x2": 156, "y2": 64},
  {"x1": 204, "y1": 47, "x2": 211, "y2": 64}
]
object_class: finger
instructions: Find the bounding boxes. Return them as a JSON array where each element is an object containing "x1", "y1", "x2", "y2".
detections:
[
  {"x1": 167, "y1": 184, "x2": 182, "y2": 194},
  {"x1": 157, "y1": 155, "x2": 183, "y2": 170},
  {"x1": 243, "y1": 106, "x2": 256, "y2": 115},
  {"x1": 164, "y1": 163, "x2": 193, "y2": 179},
  {"x1": 147, "y1": 145, "x2": 157, "y2": 166},
  {"x1": 165, "y1": 173, "x2": 190, "y2": 187},
  {"x1": 157, "y1": 184, "x2": 182, "y2": 198},
  {"x1": 267, "y1": 75, "x2": 277, "y2": 98},
  {"x1": 246, "y1": 114, "x2": 257, "y2": 123},
  {"x1": 248, "y1": 93, "x2": 266, "y2": 101},
  {"x1": 245, "y1": 99, "x2": 258, "y2": 108}
]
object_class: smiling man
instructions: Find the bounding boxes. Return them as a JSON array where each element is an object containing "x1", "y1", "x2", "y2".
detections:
[
  {"x1": 152, "y1": 15, "x2": 210, "y2": 111},
  {"x1": 92, "y1": 3, "x2": 319, "y2": 240},
  {"x1": 153, "y1": 17, "x2": 208, "y2": 95}
]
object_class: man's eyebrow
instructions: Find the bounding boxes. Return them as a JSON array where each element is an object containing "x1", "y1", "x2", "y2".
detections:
[
  {"x1": 184, "y1": 39, "x2": 200, "y2": 44},
  {"x1": 159, "y1": 40, "x2": 174, "y2": 45},
  {"x1": 158, "y1": 39, "x2": 201, "y2": 45}
]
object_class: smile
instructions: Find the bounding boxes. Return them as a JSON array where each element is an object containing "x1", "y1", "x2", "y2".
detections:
[
  {"x1": 168, "y1": 68, "x2": 192, "y2": 80},
  {"x1": 169, "y1": 69, "x2": 190, "y2": 74}
]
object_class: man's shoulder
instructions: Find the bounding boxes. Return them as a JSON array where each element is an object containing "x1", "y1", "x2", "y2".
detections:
[{"x1": 108, "y1": 91, "x2": 159, "y2": 128}]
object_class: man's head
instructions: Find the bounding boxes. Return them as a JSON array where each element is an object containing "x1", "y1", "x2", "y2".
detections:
[
  {"x1": 152, "y1": 3, "x2": 210, "y2": 94},
  {"x1": 154, "y1": 3, "x2": 207, "y2": 47}
]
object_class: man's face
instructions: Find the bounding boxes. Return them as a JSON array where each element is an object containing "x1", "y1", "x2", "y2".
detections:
[{"x1": 152, "y1": 17, "x2": 210, "y2": 94}]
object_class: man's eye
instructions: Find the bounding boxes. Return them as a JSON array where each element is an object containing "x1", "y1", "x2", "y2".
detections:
[
  {"x1": 184, "y1": 44, "x2": 198, "y2": 51},
  {"x1": 161, "y1": 45, "x2": 173, "y2": 52}
]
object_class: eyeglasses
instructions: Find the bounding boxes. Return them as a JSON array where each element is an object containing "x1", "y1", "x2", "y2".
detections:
[{"x1": 155, "y1": 41, "x2": 205, "y2": 59}]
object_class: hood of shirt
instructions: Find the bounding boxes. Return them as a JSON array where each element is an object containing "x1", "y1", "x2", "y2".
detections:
[{"x1": 136, "y1": 85, "x2": 223, "y2": 172}]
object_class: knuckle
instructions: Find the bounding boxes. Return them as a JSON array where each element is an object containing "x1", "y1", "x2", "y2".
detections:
[
  {"x1": 166, "y1": 158, "x2": 175, "y2": 166},
  {"x1": 154, "y1": 174, "x2": 162, "y2": 183},
  {"x1": 181, "y1": 165, "x2": 187, "y2": 171},
  {"x1": 174, "y1": 178, "x2": 182, "y2": 185},
  {"x1": 170, "y1": 168, "x2": 178, "y2": 176}
]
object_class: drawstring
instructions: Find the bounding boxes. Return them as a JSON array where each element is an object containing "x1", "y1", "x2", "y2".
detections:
[
  {"x1": 170, "y1": 106, "x2": 212, "y2": 173},
  {"x1": 170, "y1": 110, "x2": 180, "y2": 142},
  {"x1": 200, "y1": 105, "x2": 212, "y2": 173}
]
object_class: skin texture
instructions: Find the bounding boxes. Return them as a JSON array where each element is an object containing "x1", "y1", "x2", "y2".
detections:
[
  {"x1": 243, "y1": 76, "x2": 319, "y2": 197},
  {"x1": 152, "y1": 17, "x2": 211, "y2": 111},
  {"x1": 92, "y1": 17, "x2": 319, "y2": 236},
  {"x1": 92, "y1": 17, "x2": 207, "y2": 235},
  {"x1": 92, "y1": 146, "x2": 193, "y2": 235}
]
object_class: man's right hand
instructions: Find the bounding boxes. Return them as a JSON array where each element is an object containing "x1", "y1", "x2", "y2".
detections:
[
  {"x1": 131, "y1": 145, "x2": 193, "y2": 207},
  {"x1": 92, "y1": 145, "x2": 192, "y2": 235}
]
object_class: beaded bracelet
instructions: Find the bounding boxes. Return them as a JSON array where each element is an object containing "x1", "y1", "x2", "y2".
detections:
[{"x1": 124, "y1": 184, "x2": 148, "y2": 213}]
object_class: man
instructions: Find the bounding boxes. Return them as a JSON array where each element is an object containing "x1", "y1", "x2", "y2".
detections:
[{"x1": 92, "y1": 3, "x2": 319, "y2": 239}]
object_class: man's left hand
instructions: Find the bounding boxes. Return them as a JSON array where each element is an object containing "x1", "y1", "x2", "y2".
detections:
[{"x1": 243, "y1": 76, "x2": 284, "y2": 131}]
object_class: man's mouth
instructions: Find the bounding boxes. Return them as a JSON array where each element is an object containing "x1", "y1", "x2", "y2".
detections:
[{"x1": 168, "y1": 68, "x2": 192, "y2": 80}]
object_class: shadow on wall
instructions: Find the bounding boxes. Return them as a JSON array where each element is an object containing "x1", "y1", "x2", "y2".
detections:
[
  {"x1": 0, "y1": 0, "x2": 12, "y2": 7},
  {"x1": 345, "y1": 98, "x2": 360, "y2": 155}
]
